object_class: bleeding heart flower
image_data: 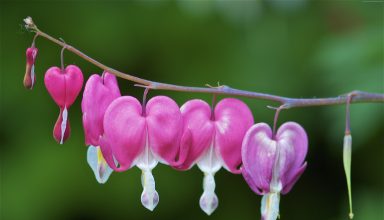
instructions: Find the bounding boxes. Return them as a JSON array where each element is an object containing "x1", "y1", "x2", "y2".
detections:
[
  {"x1": 82, "y1": 72, "x2": 121, "y2": 183},
  {"x1": 242, "y1": 122, "x2": 308, "y2": 220},
  {"x1": 100, "y1": 95, "x2": 189, "y2": 211},
  {"x1": 44, "y1": 65, "x2": 83, "y2": 144},
  {"x1": 177, "y1": 98, "x2": 254, "y2": 215},
  {"x1": 23, "y1": 47, "x2": 38, "y2": 89}
]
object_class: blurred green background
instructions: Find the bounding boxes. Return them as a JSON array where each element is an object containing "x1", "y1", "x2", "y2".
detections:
[{"x1": 1, "y1": 1, "x2": 383, "y2": 220}]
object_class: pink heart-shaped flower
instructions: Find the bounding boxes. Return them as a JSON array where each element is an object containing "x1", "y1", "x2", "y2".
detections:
[
  {"x1": 100, "y1": 95, "x2": 184, "y2": 171},
  {"x1": 241, "y1": 122, "x2": 308, "y2": 195},
  {"x1": 82, "y1": 72, "x2": 121, "y2": 146},
  {"x1": 177, "y1": 98, "x2": 254, "y2": 173},
  {"x1": 44, "y1": 65, "x2": 83, "y2": 108},
  {"x1": 44, "y1": 65, "x2": 83, "y2": 144}
]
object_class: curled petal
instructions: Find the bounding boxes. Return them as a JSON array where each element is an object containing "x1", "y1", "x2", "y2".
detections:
[
  {"x1": 173, "y1": 128, "x2": 192, "y2": 170},
  {"x1": 82, "y1": 72, "x2": 120, "y2": 146},
  {"x1": 281, "y1": 162, "x2": 306, "y2": 194},
  {"x1": 146, "y1": 96, "x2": 184, "y2": 166},
  {"x1": 179, "y1": 99, "x2": 214, "y2": 170},
  {"x1": 275, "y1": 122, "x2": 308, "y2": 187},
  {"x1": 44, "y1": 65, "x2": 83, "y2": 108},
  {"x1": 102, "y1": 96, "x2": 146, "y2": 171},
  {"x1": 215, "y1": 98, "x2": 254, "y2": 174}
]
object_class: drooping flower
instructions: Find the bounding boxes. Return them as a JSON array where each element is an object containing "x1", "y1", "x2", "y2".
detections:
[
  {"x1": 176, "y1": 98, "x2": 254, "y2": 215},
  {"x1": 242, "y1": 122, "x2": 308, "y2": 220},
  {"x1": 81, "y1": 72, "x2": 121, "y2": 183},
  {"x1": 23, "y1": 47, "x2": 38, "y2": 89},
  {"x1": 44, "y1": 65, "x2": 83, "y2": 144},
  {"x1": 343, "y1": 133, "x2": 354, "y2": 219},
  {"x1": 99, "y1": 95, "x2": 189, "y2": 211}
]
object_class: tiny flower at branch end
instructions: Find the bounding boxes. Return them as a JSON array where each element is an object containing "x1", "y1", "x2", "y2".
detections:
[{"x1": 23, "y1": 17, "x2": 35, "y2": 30}]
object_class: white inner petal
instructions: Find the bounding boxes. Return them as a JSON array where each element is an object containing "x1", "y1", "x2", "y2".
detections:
[
  {"x1": 135, "y1": 131, "x2": 159, "y2": 211},
  {"x1": 87, "y1": 146, "x2": 113, "y2": 184},
  {"x1": 197, "y1": 141, "x2": 222, "y2": 174},
  {"x1": 199, "y1": 172, "x2": 219, "y2": 215},
  {"x1": 31, "y1": 64, "x2": 35, "y2": 86},
  {"x1": 60, "y1": 106, "x2": 68, "y2": 145},
  {"x1": 261, "y1": 192, "x2": 280, "y2": 220},
  {"x1": 197, "y1": 139, "x2": 223, "y2": 215}
]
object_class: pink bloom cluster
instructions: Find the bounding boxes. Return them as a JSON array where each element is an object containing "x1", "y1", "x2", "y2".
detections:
[{"x1": 32, "y1": 45, "x2": 308, "y2": 219}]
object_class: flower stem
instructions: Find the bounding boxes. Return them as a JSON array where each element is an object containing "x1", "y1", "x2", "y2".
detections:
[{"x1": 23, "y1": 17, "x2": 384, "y2": 109}]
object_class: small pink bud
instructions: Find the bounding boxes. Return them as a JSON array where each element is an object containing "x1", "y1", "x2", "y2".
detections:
[
  {"x1": 44, "y1": 65, "x2": 83, "y2": 144},
  {"x1": 23, "y1": 47, "x2": 38, "y2": 89}
]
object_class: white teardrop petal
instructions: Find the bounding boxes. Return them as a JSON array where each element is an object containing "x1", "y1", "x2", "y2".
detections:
[{"x1": 87, "y1": 146, "x2": 113, "y2": 184}]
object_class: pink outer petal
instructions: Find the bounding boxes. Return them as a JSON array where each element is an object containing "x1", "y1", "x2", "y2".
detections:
[
  {"x1": 214, "y1": 98, "x2": 254, "y2": 174},
  {"x1": 242, "y1": 166, "x2": 263, "y2": 195},
  {"x1": 81, "y1": 72, "x2": 120, "y2": 146},
  {"x1": 44, "y1": 65, "x2": 83, "y2": 108},
  {"x1": 26, "y1": 47, "x2": 38, "y2": 64},
  {"x1": 241, "y1": 123, "x2": 275, "y2": 193},
  {"x1": 275, "y1": 122, "x2": 308, "y2": 189},
  {"x1": 178, "y1": 99, "x2": 214, "y2": 170},
  {"x1": 282, "y1": 162, "x2": 307, "y2": 194},
  {"x1": 99, "y1": 135, "x2": 119, "y2": 171},
  {"x1": 102, "y1": 96, "x2": 146, "y2": 172},
  {"x1": 53, "y1": 107, "x2": 70, "y2": 144},
  {"x1": 146, "y1": 96, "x2": 184, "y2": 166}
]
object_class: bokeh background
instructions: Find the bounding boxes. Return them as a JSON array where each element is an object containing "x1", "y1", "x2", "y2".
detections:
[{"x1": 1, "y1": 1, "x2": 383, "y2": 220}]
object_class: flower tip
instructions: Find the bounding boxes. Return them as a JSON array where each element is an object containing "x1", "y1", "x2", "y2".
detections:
[
  {"x1": 87, "y1": 146, "x2": 113, "y2": 184},
  {"x1": 349, "y1": 212, "x2": 354, "y2": 219},
  {"x1": 24, "y1": 16, "x2": 33, "y2": 25},
  {"x1": 141, "y1": 190, "x2": 159, "y2": 211},
  {"x1": 24, "y1": 17, "x2": 35, "y2": 29},
  {"x1": 199, "y1": 192, "x2": 218, "y2": 215}
]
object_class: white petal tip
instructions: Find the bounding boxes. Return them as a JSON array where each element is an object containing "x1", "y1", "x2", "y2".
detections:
[
  {"x1": 141, "y1": 190, "x2": 159, "y2": 211},
  {"x1": 199, "y1": 192, "x2": 218, "y2": 215},
  {"x1": 349, "y1": 213, "x2": 354, "y2": 219},
  {"x1": 87, "y1": 146, "x2": 113, "y2": 184}
]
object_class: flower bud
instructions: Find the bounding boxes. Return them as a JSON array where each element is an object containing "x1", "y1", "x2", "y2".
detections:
[
  {"x1": 343, "y1": 134, "x2": 354, "y2": 219},
  {"x1": 23, "y1": 47, "x2": 38, "y2": 89}
]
